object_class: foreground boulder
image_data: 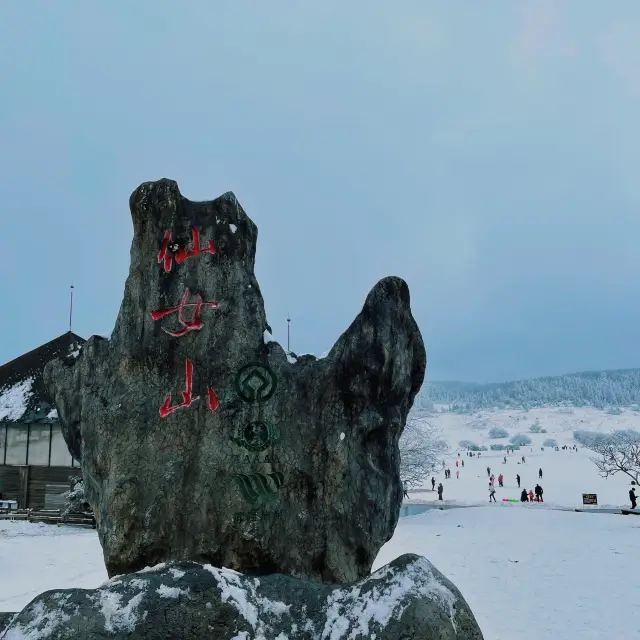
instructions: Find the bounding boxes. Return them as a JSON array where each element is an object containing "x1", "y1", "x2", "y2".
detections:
[
  {"x1": 44, "y1": 179, "x2": 427, "y2": 583},
  {"x1": 2, "y1": 555, "x2": 484, "y2": 639}
]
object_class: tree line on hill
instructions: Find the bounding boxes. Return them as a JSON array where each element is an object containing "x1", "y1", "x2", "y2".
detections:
[{"x1": 413, "y1": 368, "x2": 640, "y2": 413}]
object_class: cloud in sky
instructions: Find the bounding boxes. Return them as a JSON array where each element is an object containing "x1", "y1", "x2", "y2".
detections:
[{"x1": 1, "y1": 1, "x2": 640, "y2": 383}]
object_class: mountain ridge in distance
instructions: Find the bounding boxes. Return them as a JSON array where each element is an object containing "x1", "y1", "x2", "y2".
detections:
[{"x1": 419, "y1": 367, "x2": 640, "y2": 413}]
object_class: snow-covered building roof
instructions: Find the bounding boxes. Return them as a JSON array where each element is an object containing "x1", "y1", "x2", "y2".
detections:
[{"x1": 0, "y1": 331, "x2": 85, "y2": 423}]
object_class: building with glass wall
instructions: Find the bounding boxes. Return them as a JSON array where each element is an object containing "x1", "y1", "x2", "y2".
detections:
[{"x1": 0, "y1": 332, "x2": 85, "y2": 509}]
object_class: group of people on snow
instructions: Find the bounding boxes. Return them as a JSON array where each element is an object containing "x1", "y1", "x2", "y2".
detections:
[
  {"x1": 405, "y1": 446, "x2": 639, "y2": 511},
  {"x1": 519, "y1": 485, "x2": 544, "y2": 502}
]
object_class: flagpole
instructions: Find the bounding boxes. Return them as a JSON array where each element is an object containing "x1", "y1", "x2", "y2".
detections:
[{"x1": 69, "y1": 284, "x2": 74, "y2": 332}]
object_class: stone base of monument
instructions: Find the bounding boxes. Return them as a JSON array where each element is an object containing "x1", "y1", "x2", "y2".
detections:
[{"x1": 2, "y1": 554, "x2": 483, "y2": 639}]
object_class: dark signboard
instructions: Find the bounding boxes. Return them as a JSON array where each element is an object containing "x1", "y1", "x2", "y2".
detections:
[{"x1": 582, "y1": 493, "x2": 598, "y2": 506}]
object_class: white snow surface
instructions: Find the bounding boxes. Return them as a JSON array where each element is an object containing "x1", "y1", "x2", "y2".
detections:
[
  {"x1": 374, "y1": 507, "x2": 640, "y2": 640},
  {"x1": 408, "y1": 407, "x2": 640, "y2": 509},
  {"x1": 46, "y1": 408, "x2": 58, "y2": 419},
  {"x1": 0, "y1": 378, "x2": 34, "y2": 421},
  {"x1": 2, "y1": 407, "x2": 640, "y2": 639}
]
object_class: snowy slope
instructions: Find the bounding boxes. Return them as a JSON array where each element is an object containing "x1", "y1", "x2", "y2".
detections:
[{"x1": 409, "y1": 407, "x2": 639, "y2": 509}]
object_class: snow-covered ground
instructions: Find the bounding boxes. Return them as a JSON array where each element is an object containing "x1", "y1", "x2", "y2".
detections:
[
  {"x1": 1, "y1": 406, "x2": 639, "y2": 639},
  {"x1": 375, "y1": 507, "x2": 640, "y2": 640},
  {"x1": 411, "y1": 407, "x2": 639, "y2": 509},
  {"x1": 0, "y1": 521, "x2": 106, "y2": 612}
]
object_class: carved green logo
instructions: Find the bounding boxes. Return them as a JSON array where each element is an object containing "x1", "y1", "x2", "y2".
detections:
[
  {"x1": 234, "y1": 363, "x2": 278, "y2": 404},
  {"x1": 232, "y1": 472, "x2": 284, "y2": 504},
  {"x1": 232, "y1": 421, "x2": 279, "y2": 452}
]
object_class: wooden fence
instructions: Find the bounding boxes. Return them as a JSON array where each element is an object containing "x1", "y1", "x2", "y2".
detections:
[{"x1": 0, "y1": 507, "x2": 95, "y2": 528}]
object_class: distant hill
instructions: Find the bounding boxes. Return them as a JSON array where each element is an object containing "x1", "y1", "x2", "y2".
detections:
[{"x1": 414, "y1": 368, "x2": 640, "y2": 413}]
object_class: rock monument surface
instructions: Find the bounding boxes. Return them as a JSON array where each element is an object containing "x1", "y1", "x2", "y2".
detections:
[{"x1": 44, "y1": 179, "x2": 427, "y2": 583}]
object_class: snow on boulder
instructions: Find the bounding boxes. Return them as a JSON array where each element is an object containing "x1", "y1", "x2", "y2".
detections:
[{"x1": 2, "y1": 555, "x2": 483, "y2": 639}]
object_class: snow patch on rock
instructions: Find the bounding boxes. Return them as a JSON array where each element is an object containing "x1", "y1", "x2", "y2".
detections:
[
  {"x1": 136, "y1": 562, "x2": 167, "y2": 575},
  {"x1": 96, "y1": 591, "x2": 146, "y2": 634},
  {"x1": 3, "y1": 600, "x2": 70, "y2": 640},
  {"x1": 321, "y1": 557, "x2": 458, "y2": 639},
  {"x1": 203, "y1": 564, "x2": 290, "y2": 633},
  {"x1": 156, "y1": 584, "x2": 189, "y2": 599}
]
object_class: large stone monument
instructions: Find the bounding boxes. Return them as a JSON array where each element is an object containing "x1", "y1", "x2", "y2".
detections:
[
  {"x1": 1, "y1": 179, "x2": 484, "y2": 638},
  {"x1": 44, "y1": 178, "x2": 427, "y2": 584}
]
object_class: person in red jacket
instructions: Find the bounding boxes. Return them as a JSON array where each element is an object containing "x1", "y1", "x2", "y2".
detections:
[
  {"x1": 498, "y1": 474, "x2": 504, "y2": 487},
  {"x1": 529, "y1": 489, "x2": 535, "y2": 502}
]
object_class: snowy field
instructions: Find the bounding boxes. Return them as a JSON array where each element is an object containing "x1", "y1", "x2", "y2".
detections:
[
  {"x1": 1, "y1": 406, "x2": 639, "y2": 639},
  {"x1": 411, "y1": 406, "x2": 639, "y2": 509},
  {"x1": 375, "y1": 507, "x2": 640, "y2": 640}
]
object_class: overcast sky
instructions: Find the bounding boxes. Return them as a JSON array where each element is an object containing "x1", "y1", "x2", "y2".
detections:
[{"x1": 1, "y1": 1, "x2": 640, "y2": 383}]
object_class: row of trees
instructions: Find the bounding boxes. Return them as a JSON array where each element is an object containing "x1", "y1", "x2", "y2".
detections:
[{"x1": 415, "y1": 369, "x2": 640, "y2": 413}]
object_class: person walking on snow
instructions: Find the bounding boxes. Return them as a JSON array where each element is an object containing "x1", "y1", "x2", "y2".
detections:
[
  {"x1": 529, "y1": 489, "x2": 534, "y2": 502},
  {"x1": 487, "y1": 466, "x2": 491, "y2": 477},
  {"x1": 522, "y1": 455, "x2": 526, "y2": 463},
  {"x1": 437, "y1": 483, "x2": 444, "y2": 501},
  {"x1": 431, "y1": 477, "x2": 436, "y2": 491},
  {"x1": 630, "y1": 487, "x2": 637, "y2": 510},
  {"x1": 516, "y1": 473, "x2": 521, "y2": 488},
  {"x1": 456, "y1": 470, "x2": 460, "y2": 479},
  {"x1": 402, "y1": 481, "x2": 409, "y2": 499},
  {"x1": 456, "y1": 460, "x2": 459, "y2": 468},
  {"x1": 490, "y1": 474, "x2": 495, "y2": 485},
  {"x1": 498, "y1": 473, "x2": 504, "y2": 487},
  {"x1": 521, "y1": 488, "x2": 528, "y2": 502},
  {"x1": 539, "y1": 468, "x2": 543, "y2": 479},
  {"x1": 489, "y1": 486, "x2": 497, "y2": 502},
  {"x1": 461, "y1": 459, "x2": 464, "y2": 467},
  {"x1": 535, "y1": 484, "x2": 543, "y2": 502}
]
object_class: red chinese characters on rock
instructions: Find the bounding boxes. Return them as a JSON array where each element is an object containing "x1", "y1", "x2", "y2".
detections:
[
  {"x1": 151, "y1": 288, "x2": 220, "y2": 337},
  {"x1": 155, "y1": 227, "x2": 221, "y2": 418},
  {"x1": 158, "y1": 228, "x2": 216, "y2": 273},
  {"x1": 159, "y1": 359, "x2": 219, "y2": 418}
]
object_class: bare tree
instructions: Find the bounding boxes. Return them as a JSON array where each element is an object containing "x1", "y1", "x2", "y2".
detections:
[
  {"x1": 400, "y1": 417, "x2": 449, "y2": 488},
  {"x1": 584, "y1": 430, "x2": 640, "y2": 485}
]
